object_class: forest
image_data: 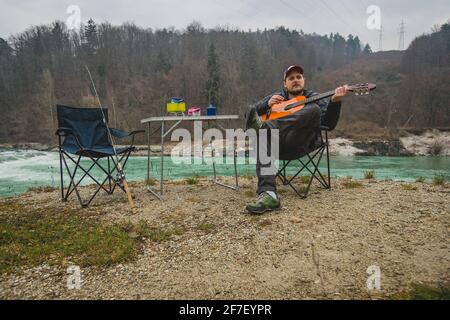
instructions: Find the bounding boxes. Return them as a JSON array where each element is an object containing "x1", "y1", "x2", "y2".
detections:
[{"x1": 0, "y1": 20, "x2": 448, "y2": 143}]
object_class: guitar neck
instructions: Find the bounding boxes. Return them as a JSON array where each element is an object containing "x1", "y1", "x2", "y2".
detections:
[{"x1": 285, "y1": 90, "x2": 335, "y2": 110}]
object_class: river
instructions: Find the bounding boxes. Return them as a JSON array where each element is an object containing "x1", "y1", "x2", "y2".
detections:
[{"x1": 0, "y1": 149, "x2": 448, "y2": 197}]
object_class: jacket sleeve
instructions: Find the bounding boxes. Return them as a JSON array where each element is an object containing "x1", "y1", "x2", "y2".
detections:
[
  {"x1": 255, "y1": 91, "x2": 285, "y2": 116},
  {"x1": 254, "y1": 94, "x2": 272, "y2": 116},
  {"x1": 320, "y1": 99, "x2": 341, "y2": 130},
  {"x1": 310, "y1": 91, "x2": 342, "y2": 130}
]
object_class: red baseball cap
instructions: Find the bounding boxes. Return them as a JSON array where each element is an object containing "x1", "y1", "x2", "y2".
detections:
[{"x1": 283, "y1": 65, "x2": 304, "y2": 80}]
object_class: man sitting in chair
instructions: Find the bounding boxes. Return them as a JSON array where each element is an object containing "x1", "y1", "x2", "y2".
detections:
[{"x1": 245, "y1": 65, "x2": 349, "y2": 214}]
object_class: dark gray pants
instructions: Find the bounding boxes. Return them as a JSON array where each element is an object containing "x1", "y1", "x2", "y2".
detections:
[{"x1": 256, "y1": 104, "x2": 321, "y2": 195}]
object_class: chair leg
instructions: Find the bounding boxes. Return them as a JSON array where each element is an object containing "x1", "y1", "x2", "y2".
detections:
[
  {"x1": 325, "y1": 131, "x2": 331, "y2": 189},
  {"x1": 63, "y1": 153, "x2": 111, "y2": 197},
  {"x1": 108, "y1": 156, "x2": 112, "y2": 193},
  {"x1": 61, "y1": 154, "x2": 86, "y2": 206},
  {"x1": 59, "y1": 150, "x2": 65, "y2": 202},
  {"x1": 59, "y1": 153, "x2": 118, "y2": 207},
  {"x1": 276, "y1": 160, "x2": 291, "y2": 185},
  {"x1": 59, "y1": 149, "x2": 135, "y2": 208},
  {"x1": 277, "y1": 142, "x2": 332, "y2": 198}
]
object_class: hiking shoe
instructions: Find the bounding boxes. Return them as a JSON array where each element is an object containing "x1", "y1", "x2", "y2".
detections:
[{"x1": 246, "y1": 192, "x2": 281, "y2": 214}]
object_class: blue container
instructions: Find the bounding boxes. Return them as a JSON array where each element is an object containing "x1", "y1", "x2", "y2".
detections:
[{"x1": 207, "y1": 104, "x2": 217, "y2": 116}]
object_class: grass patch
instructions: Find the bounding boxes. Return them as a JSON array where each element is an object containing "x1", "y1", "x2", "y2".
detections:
[
  {"x1": 364, "y1": 170, "x2": 375, "y2": 179},
  {"x1": 298, "y1": 175, "x2": 311, "y2": 184},
  {"x1": 197, "y1": 222, "x2": 216, "y2": 232},
  {"x1": 133, "y1": 220, "x2": 184, "y2": 242},
  {"x1": 432, "y1": 174, "x2": 446, "y2": 186},
  {"x1": 415, "y1": 176, "x2": 426, "y2": 183},
  {"x1": 244, "y1": 190, "x2": 255, "y2": 198},
  {"x1": 258, "y1": 219, "x2": 272, "y2": 227},
  {"x1": 0, "y1": 204, "x2": 136, "y2": 274},
  {"x1": 145, "y1": 177, "x2": 158, "y2": 186},
  {"x1": 285, "y1": 175, "x2": 311, "y2": 184},
  {"x1": 27, "y1": 186, "x2": 58, "y2": 193},
  {"x1": 401, "y1": 184, "x2": 418, "y2": 191},
  {"x1": 185, "y1": 176, "x2": 199, "y2": 185},
  {"x1": 391, "y1": 283, "x2": 450, "y2": 300},
  {"x1": 342, "y1": 179, "x2": 363, "y2": 189}
]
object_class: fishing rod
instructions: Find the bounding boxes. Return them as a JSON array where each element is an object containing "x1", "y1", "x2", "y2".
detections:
[{"x1": 85, "y1": 65, "x2": 136, "y2": 209}]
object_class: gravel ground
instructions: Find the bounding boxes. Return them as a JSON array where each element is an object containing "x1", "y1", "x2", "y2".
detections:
[{"x1": 1, "y1": 177, "x2": 449, "y2": 299}]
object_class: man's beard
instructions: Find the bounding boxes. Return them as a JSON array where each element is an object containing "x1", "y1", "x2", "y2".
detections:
[{"x1": 288, "y1": 88, "x2": 304, "y2": 96}]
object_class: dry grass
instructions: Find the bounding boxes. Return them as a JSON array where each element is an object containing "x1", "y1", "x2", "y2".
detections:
[
  {"x1": 401, "y1": 184, "x2": 418, "y2": 191},
  {"x1": 342, "y1": 179, "x2": 363, "y2": 189}
]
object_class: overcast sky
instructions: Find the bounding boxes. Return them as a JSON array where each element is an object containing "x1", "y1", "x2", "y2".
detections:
[{"x1": 1, "y1": 0, "x2": 448, "y2": 51}]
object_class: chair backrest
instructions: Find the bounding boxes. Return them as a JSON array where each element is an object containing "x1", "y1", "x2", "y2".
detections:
[{"x1": 56, "y1": 104, "x2": 110, "y2": 149}]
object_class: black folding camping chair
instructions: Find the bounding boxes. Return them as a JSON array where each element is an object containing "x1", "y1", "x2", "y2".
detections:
[
  {"x1": 276, "y1": 125, "x2": 332, "y2": 198},
  {"x1": 55, "y1": 104, "x2": 144, "y2": 207}
]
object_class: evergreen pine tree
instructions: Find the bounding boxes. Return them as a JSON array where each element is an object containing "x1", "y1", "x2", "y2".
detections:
[
  {"x1": 363, "y1": 43, "x2": 372, "y2": 54},
  {"x1": 84, "y1": 18, "x2": 98, "y2": 55},
  {"x1": 206, "y1": 43, "x2": 220, "y2": 107}
]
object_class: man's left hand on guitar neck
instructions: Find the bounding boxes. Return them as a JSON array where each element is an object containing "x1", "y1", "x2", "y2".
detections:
[{"x1": 331, "y1": 85, "x2": 349, "y2": 103}]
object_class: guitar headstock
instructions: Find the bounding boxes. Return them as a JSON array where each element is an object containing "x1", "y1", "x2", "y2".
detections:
[{"x1": 348, "y1": 83, "x2": 377, "y2": 95}]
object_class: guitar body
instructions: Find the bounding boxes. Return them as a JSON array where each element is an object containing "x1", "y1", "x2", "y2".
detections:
[{"x1": 260, "y1": 95, "x2": 306, "y2": 121}]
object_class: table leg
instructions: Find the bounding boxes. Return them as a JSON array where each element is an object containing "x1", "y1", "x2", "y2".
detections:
[
  {"x1": 147, "y1": 122, "x2": 150, "y2": 183},
  {"x1": 160, "y1": 120, "x2": 164, "y2": 196},
  {"x1": 210, "y1": 120, "x2": 239, "y2": 190},
  {"x1": 146, "y1": 122, "x2": 162, "y2": 200}
]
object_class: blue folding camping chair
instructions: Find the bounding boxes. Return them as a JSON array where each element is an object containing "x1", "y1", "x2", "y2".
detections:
[
  {"x1": 55, "y1": 104, "x2": 144, "y2": 207},
  {"x1": 276, "y1": 125, "x2": 332, "y2": 198}
]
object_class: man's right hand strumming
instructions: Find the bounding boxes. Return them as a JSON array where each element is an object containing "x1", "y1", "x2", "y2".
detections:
[{"x1": 268, "y1": 95, "x2": 285, "y2": 108}]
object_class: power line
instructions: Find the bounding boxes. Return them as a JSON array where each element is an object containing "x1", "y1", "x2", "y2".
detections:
[
  {"x1": 210, "y1": 0, "x2": 254, "y2": 20},
  {"x1": 277, "y1": 0, "x2": 316, "y2": 29},
  {"x1": 316, "y1": 0, "x2": 359, "y2": 36},
  {"x1": 379, "y1": 24, "x2": 383, "y2": 51},
  {"x1": 357, "y1": 0, "x2": 369, "y2": 11},
  {"x1": 336, "y1": 0, "x2": 362, "y2": 21},
  {"x1": 239, "y1": 0, "x2": 266, "y2": 18},
  {"x1": 398, "y1": 19, "x2": 406, "y2": 50}
]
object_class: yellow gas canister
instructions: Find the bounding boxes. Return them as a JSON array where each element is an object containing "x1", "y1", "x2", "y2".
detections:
[{"x1": 166, "y1": 97, "x2": 186, "y2": 113}]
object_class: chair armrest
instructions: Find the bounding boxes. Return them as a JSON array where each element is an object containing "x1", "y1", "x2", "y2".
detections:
[
  {"x1": 110, "y1": 128, "x2": 145, "y2": 138},
  {"x1": 110, "y1": 128, "x2": 130, "y2": 138},
  {"x1": 320, "y1": 125, "x2": 330, "y2": 131},
  {"x1": 55, "y1": 127, "x2": 83, "y2": 149},
  {"x1": 129, "y1": 129, "x2": 145, "y2": 135},
  {"x1": 55, "y1": 127, "x2": 73, "y2": 136},
  {"x1": 110, "y1": 128, "x2": 145, "y2": 147}
]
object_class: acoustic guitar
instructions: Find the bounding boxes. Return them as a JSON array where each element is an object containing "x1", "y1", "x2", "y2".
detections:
[{"x1": 259, "y1": 83, "x2": 377, "y2": 123}]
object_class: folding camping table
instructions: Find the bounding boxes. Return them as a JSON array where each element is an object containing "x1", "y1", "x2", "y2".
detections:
[{"x1": 140, "y1": 115, "x2": 240, "y2": 199}]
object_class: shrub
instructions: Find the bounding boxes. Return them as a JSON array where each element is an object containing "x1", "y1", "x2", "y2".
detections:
[
  {"x1": 364, "y1": 170, "x2": 375, "y2": 179},
  {"x1": 428, "y1": 139, "x2": 444, "y2": 155},
  {"x1": 432, "y1": 174, "x2": 446, "y2": 186},
  {"x1": 186, "y1": 177, "x2": 199, "y2": 185},
  {"x1": 415, "y1": 176, "x2": 426, "y2": 183}
]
